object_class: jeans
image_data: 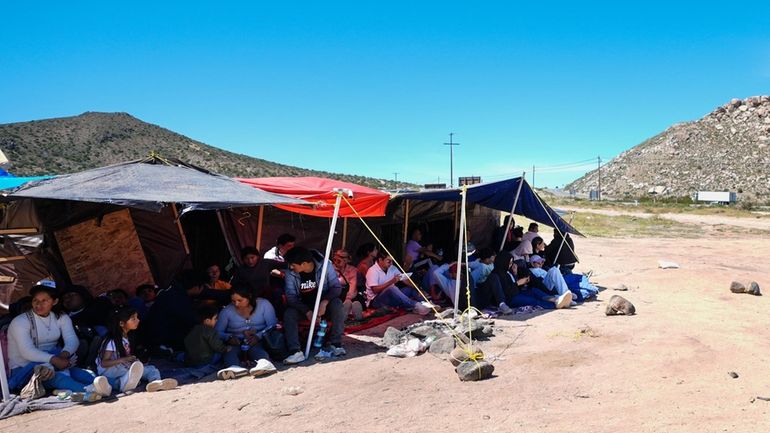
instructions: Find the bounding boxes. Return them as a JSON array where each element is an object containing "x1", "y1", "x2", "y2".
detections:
[
  {"x1": 101, "y1": 361, "x2": 162, "y2": 389},
  {"x1": 9, "y1": 362, "x2": 97, "y2": 392},
  {"x1": 222, "y1": 342, "x2": 269, "y2": 366},
  {"x1": 283, "y1": 297, "x2": 345, "y2": 353},
  {"x1": 371, "y1": 286, "x2": 418, "y2": 310},
  {"x1": 508, "y1": 287, "x2": 556, "y2": 309}
]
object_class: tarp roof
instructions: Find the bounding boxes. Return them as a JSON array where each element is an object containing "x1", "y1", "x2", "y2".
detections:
[
  {"x1": 396, "y1": 177, "x2": 582, "y2": 236},
  {"x1": 0, "y1": 176, "x2": 52, "y2": 190},
  {"x1": 8, "y1": 157, "x2": 308, "y2": 213},
  {"x1": 236, "y1": 176, "x2": 390, "y2": 218}
]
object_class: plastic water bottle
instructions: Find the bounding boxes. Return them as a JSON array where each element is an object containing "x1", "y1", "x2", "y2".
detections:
[{"x1": 313, "y1": 320, "x2": 328, "y2": 348}]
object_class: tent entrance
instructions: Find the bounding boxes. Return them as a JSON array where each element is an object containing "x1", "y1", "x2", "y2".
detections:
[{"x1": 180, "y1": 211, "x2": 232, "y2": 276}]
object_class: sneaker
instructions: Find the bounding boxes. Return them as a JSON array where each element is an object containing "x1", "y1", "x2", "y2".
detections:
[
  {"x1": 249, "y1": 359, "x2": 277, "y2": 377},
  {"x1": 283, "y1": 351, "x2": 306, "y2": 365},
  {"x1": 91, "y1": 376, "x2": 113, "y2": 397},
  {"x1": 412, "y1": 302, "x2": 430, "y2": 316},
  {"x1": 146, "y1": 378, "x2": 178, "y2": 392},
  {"x1": 498, "y1": 302, "x2": 514, "y2": 315},
  {"x1": 314, "y1": 349, "x2": 333, "y2": 361},
  {"x1": 71, "y1": 392, "x2": 102, "y2": 403},
  {"x1": 555, "y1": 292, "x2": 573, "y2": 309},
  {"x1": 331, "y1": 345, "x2": 347, "y2": 357},
  {"x1": 570, "y1": 300, "x2": 578, "y2": 307},
  {"x1": 119, "y1": 361, "x2": 144, "y2": 392},
  {"x1": 216, "y1": 365, "x2": 248, "y2": 380},
  {"x1": 52, "y1": 389, "x2": 73, "y2": 400}
]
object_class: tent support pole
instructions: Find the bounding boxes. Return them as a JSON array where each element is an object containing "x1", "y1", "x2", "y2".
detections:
[
  {"x1": 304, "y1": 193, "x2": 344, "y2": 359},
  {"x1": 216, "y1": 210, "x2": 239, "y2": 263},
  {"x1": 553, "y1": 211, "x2": 576, "y2": 266},
  {"x1": 453, "y1": 188, "x2": 467, "y2": 317},
  {"x1": 498, "y1": 171, "x2": 526, "y2": 252},
  {"x1": 342, "y1": 217, "x2": 348, "y2": 249},
  {"x1": 0, "y1": 334, "x2": 9, "y2": 402},
  {"x1": 171, "y1": 204, "x2": 190, "y2": 255},
  {"x1": 256, "y1": 206, "x2": 265, "y2": 251},
  {"x1": 402, "y1": 200, "x2": 410, "y2": 248}
]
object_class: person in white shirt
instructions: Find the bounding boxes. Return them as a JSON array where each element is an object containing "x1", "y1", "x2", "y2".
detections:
[
  {"x1": 520, "y1": 223, "x2": 540, "y2": 245},
  {"x1": 365, "y1": 252, "x2": 430, "y2": 315},
  {"x1": 263, "y1": 233, "x2": 296, "y2": 263}
]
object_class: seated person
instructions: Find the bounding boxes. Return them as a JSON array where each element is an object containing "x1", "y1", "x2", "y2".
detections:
[
  {"x1": 332, "y1": 249, "x2": 365, "y2": 321},
  {"x1": 231, "y1": 247, "x2": 283, "y2": 312},
  {"x1": 135, "y1": 284, "x2": 158, "y2": 314},
  {"x1": 469, "y1": 247, "x2": 496, "y2": 288},
  {"x1": 531, "y1": 237, "x2": 546, "y2": 257},
  {"x1": 107, "y1": 288, "x2": 150, "y2": 320},
  {"x1": 61, "y1": 285, "x2": 111, "y2": 369},
  {"x1": 404, "y1": 227, "x2": 442, "y2": 270},
  {"x1": 142, "y1": 270, "x2": 206, "y2": 352},
  {"x1": 214, "y1": 286, "x2": 277, "y2": 378},
  {"x1": 484, "y1": 252, "x2": 572, "y2": 314},
  {"x1": 263, "y1": 233, "x2": 296, "y2": 263},
  {"x1": 544, "y1": 228, "x2": 578, "y2": 271},
  {"x1": 528, "y1": 255, "x2": 574, "y2": 301},
  {"x1": 282, "y1": 246, "x2": 346, "y2": 364},
  {"x1": 432, "y1": 262, "x2": 472, "y2": 310},
  {"x1": 184, "y1": 304, "x2": 231, "y2": 368},
  {"x1": 355, "y1": 243, "x2": 379, "y2": 276},
  {"x1": 521, "y1": 223, "x2": 540, "y2": 244},
  {"x1": 7, "y1": 284, "x2": 112, "y2": 399},
  {"x1": 204, "y1": 263, "x2": 231, "y2": 291},
  {"x1": 365, "y1": 252, "x2": 430, "y2": 315}
]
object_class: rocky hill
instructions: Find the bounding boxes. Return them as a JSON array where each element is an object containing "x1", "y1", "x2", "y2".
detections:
[
  {"x1": 566, "y1": 96, "x2": 770, "y2": 200},
  {"x1": 0, "y1": 112, "x2": 399, "y2": 188}
]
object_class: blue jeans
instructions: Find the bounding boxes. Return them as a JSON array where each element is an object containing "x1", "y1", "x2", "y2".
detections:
[
  {"x1": 371, "y1": 286, "x2": 418, "y2": 310},
  {"x1": 508, "y1": 288, "x2": 556, "y2": 309},
  {"x1": 9, "y1": 362, "x2": 97, "y2": 392}
]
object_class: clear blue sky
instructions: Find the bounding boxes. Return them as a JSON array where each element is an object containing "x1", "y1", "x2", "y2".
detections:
[{"x1": 1, "y1": 2, "x2": 768, "y2": 187}]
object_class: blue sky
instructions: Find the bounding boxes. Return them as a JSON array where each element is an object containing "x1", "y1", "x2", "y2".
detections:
[{"x1": 1, "y1": 2, "x2": 769, "y2": 187}]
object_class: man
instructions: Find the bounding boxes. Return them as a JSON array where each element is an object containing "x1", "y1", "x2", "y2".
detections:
[
  {"x1": 520, "y1": 223, "x2": 540, "y2": 245},
  {"x1": 263, "y1": 233, "x2": 296, "y2": 263},
  {"x1": 282, "y1": 247, "x2": 346, "y2": 364},
  {"x1": 365, "y1": 252, "x2": 430, "y2": 315}
]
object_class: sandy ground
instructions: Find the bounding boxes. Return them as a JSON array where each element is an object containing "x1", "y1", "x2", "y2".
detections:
[{"x1": 3, "y1": 212, "x2": 770, "y2": 433}]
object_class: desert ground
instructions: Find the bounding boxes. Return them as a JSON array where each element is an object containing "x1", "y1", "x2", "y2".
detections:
[{"x1": 3, "y1": 208, "x2": 770, "y2": 433}]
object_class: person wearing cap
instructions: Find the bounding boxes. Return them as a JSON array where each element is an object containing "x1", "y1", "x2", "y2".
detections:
[{"x1": 528, "y1": 255, "x2": 576, "y2": 304}]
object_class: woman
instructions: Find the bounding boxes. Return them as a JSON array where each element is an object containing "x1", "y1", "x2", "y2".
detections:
[
  {"x1": 214, "y1": 285, "x2": 277, "y2": 379},
  {"x1": 531, "y1": 236, "x2": 546, "y2": 258},
  {"x1": 485, "y1": 252, "x2": 571, "y2": 313},
  {"x1": 355, "y1": 243, "x2": 379, "y2": 276},
  {"x1": 7, "y1": 284, "x2": 112, "y2": 398}
]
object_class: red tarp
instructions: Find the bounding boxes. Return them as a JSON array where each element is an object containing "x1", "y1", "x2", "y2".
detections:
[{"x1": 236, "y1": 177, "x2": 390, "y2": 218}]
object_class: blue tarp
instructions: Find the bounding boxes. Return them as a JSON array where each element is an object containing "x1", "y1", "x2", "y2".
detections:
[
  {"x1": 396, "y1": 177, "x2": 582, "y2": 236},
  {"x1": 8, "y1": 157, "x2": 308, "y2": 213},
  {"x1": 0, "y1": 176, "x2": 52, "y2": 190}
]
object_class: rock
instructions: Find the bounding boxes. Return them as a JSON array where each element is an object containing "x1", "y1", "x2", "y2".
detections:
[
  {"x1": 455, "y1": 319, "x2": 485, "y2": 338},
  {"x1": 614, "y1": 284, "x2": 629, "y2": 291},
  {"x1": 729, "y1": 281, "x2": 747, "y2": 293},
  {"x1": 747, "y1": 281, "x2": 762, "y2": 296},
  {"x1": 658, "y1": 260, "x2": 679, "y2": 269},
  {"x1": 456, "y1": 360, "x2": 495, "y2": 381},
  {"x1": 449, "y1": 345, "x2": 483, "y2": 367},
  {"x1": 728, "y1": 371, "x2": 739, "y2": 379},
  {"x1": 428, "y1": 336, "x2": 456, "y2": 354},
  {"x1": 382, "y1": 327, "x2": 405, "y2": 347},
  {"x1": 481, "y1": 326, "x2": 494, "y2": 336},
  {"x1": 409, "y1": 325, "x2": 443, "y2": 340},
  {"x1": 605, "y1": 295, "x2": 636, "y2": 316}
]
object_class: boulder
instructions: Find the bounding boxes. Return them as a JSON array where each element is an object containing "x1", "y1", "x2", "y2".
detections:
[
  {"x1": 382, "y1": 327, "x2": 405, "y2": 347},
  {"x1": 747, "y1": 281, "x2": 762, "y2": 296},
  {"x1": 409, "y1": 325, "x2": 443, "y2": 340},
  {"x1": 456, "y1": 360, "x2": 495, "y2": 381},
  {"x1": 730, "y1": 281, "x2": 747, "y2": 293},
  {"x1": 449, "y1": 345, "x2": 483, "y2": 367},
  {"x1": 481, "y1": 325, "x2": 494, "y2": 336},
  {"x1": 428, "y1": 336, "x2": 456, "y2": 354},
  {"x1": 455, "y1": 319, "x2": 485, "y2": 338},
  {"x1": 605, "y1": 295, "x2": 636, "y2": 316}
]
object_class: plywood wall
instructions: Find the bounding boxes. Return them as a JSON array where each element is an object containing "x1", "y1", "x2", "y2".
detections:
[{"x1": 55, "y1": 209, "x2": 154, "y2": 296}]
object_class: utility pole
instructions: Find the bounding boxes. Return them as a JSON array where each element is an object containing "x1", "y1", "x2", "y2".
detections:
[
  {"x1": 532, "y1": 165, "x2": 535, "y2": 188},
  {"x1": 443, "y1": 133, "x2": 460, "y2": 188},
  {"x1": 597, "y1": 156, "x2": 602, "y2": 200},
  {"x1": 393, "y1": 172, "x2": 398, "y2": 186}
]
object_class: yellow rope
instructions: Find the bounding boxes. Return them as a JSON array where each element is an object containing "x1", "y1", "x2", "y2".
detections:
[{"x1": 339, "y1": 194, "x2": 478, "y2": 354}]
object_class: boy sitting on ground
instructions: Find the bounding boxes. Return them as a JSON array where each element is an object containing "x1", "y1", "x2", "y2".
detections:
[{"x1": 184, "y1": 305, "x2": 231, "y2": 368}]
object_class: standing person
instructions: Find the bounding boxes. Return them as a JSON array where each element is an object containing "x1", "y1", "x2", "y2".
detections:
[
  {"x1": 98, "y1": 306, "x2": 178, "y2": 393},
  {"x1": 7, "y1": 284, "x2": 112, "y2": 400},
  {"x1": 263, "y1": 233, "x2": 296, "y2": 263},
  {"x1": 282, "y1": 247, "x2": 346, "y2": 364},
  {"x1": 365, "y1": 252, "x2": 430, "y2": 315},
  {"x1": 214, "y1": 286, "x2": 278, "y2": 379}
]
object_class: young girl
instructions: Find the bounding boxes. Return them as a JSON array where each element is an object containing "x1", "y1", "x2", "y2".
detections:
[{"x1": 98, "y1": 306, "x2": 178, "y2": 392}]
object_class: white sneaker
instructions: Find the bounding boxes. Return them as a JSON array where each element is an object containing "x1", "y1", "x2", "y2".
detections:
[
  {"x1": 331, "y1": 345, "x2": 346, "y2": 357},
  {"x1": 283, "y1": 351, "x2": 306, "y2": 365},
  {"x1": 249, "y1": 359, "x2": 277, "y2": 377},
  {"x1": 146, "y1": 378, "x2": 178, "y2": 392},
  {"x1": 90, "y1": 376, "x2": 112, "y2": 397},
  {"x1": 216, "y1": 365, "x2": 248, "y2": 380},
  {"x1": 119, "y1": 361, "x2": 144, "y2": 392},
  {"x1": 314, "y1": 349, "x2": 333, "y2": 361},
  {"x1": 413, "y1": 302, "x2": 430, "y2": 316},
  {"x1": 555, "y1": 292, "x2": 573, "y2": 309},
  {"x1": 498, "y1": 302, "x2": 514, "y2": 315}
]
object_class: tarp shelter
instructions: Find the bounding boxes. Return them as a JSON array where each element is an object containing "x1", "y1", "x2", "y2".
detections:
[
  {"x1": 0, "y1": 176, "x2": 52, "y2": 191},
  {"x1": 0, "y1": 157, "x2": 308, "y2": 307},
  {"x1": 236, "y1": 176, "x2": 390, "y2": 218},
  {"x1": 396, "y1": 176, "x2": 582, "y2": 237}
]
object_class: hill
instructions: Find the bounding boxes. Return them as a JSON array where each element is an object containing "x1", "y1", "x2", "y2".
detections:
[
  {"x1": 0, "y1": 112, "x2": 399, "y2": 188},
  {"x1": 566, "y1": 95, "x2": 770, "y2": 201}
]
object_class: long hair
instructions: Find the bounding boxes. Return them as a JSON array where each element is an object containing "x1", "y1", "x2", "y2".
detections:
[
  {"x1": 29, "y1": 284, "x2": 62, "y2": 319},
  {"x1": 100, "y1": 305, "x2": 138, "y2": 359}
]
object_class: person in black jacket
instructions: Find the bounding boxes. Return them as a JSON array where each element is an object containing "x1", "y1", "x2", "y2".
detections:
[{"x1": 142, "y1": 270, "x2": 206, "y2": 352}]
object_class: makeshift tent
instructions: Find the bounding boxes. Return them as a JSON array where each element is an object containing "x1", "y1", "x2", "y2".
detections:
[
  {"x1": 236, "y1": 176, "x2": 389, "y2": 218},
  {"x1": 0, "y1": 176, "x2": 52, "y2": 191},
  {"x1": 396, "y1": 176, "x2": 582, "y2": 237}
]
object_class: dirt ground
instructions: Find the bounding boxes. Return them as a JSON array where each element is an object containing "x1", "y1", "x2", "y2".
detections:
[{"x1": 3, "y1": 210, "x2": 770, "y2": 433}]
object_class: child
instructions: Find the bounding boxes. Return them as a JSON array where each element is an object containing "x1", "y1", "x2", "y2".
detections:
[
  {"x1": 98, "y1": 306, "x2": 178, "y2": 393},
  {"x1": 184, "y1": 304, "x2": 230, "y2": 368}
]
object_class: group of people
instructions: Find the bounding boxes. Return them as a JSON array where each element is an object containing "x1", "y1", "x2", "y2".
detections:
[{"x1": 2, "y1": 223, "x2": 594, "y2": 402}]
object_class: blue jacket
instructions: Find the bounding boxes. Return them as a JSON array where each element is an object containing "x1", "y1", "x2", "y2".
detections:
[{"x1": 284, "y1": 259, "x2": 342, "y2": 314}]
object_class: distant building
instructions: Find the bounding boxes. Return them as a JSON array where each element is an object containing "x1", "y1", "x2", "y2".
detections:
[
  {"x1": 458, "y1": 176, "x2": 482, "y2": 186},
  {"x1": 424, "y1": 183, "x2": 447, "y2": 190}
]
